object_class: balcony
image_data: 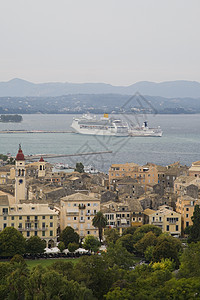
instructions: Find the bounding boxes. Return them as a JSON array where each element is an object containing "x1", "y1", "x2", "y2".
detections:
[
  {"x1": 79, "y1": 219, "x2": 85, "y2": 223},
  {"x1": 25, "y1": 219, "x2": 39, "y2": 223},
  {"x1": 79, "y1": 204, "x2": 86, "y2": 209},
  {"x1": 66, "y1": 211, "x2": 79, "y2": 216},
  {"x1": 18, "y1": 227, "x2": 48, "y2": 231}
]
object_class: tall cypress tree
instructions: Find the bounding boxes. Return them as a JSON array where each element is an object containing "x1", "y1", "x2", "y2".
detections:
[{"x1": 188, "y1": 205, "x2": 200, "y2": 243}]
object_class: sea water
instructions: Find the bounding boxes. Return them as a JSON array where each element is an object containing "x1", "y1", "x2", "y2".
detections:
[{"x1": 0, "y1": 114, "x2": 200, "y2": 172}]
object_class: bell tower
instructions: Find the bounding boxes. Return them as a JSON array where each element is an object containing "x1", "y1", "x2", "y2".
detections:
[
  {"x1": 38, "y1": 156, "x2": 46, "y2": 177},
  {"x1": 15, "y1": 144, "x2": 26, "y2": 203}
]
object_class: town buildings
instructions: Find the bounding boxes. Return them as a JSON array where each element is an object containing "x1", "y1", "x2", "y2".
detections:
[
  {"x1": 149, "y1": 205, "x2": 181, "y2": 236},
  {"x1": 0, "y1": 146, "x2": 58, "y2": 246},
  {"x1": 60, "y1": 192, "x2": 100, "y2": 238}
]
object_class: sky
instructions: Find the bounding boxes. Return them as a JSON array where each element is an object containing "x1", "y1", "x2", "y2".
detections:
[{"x1": 0, "y1": 0, "x2": 199, "y2": 85}]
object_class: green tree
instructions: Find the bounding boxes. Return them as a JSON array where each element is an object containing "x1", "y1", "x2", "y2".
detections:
[
  {"x1": 92, "y1": 211, "x2": 107, "y2": 242},
  {"x1": 74, "y1": 255, "x2": 112, "y2": 299},
  {"x1": 158, "y1": 277, "x2": 200, "y2": 299},
  {"x1": 144, "y1": 245, "x2": 155, "y2": 262},
  {"x1": 135, "y1": 231, "x2": 158, "y2": 255},
  {"x1": 152, "y1": 235, "x2": 182, "y2": 268},
  {"x1": 105, "y1": 287, "x2": 133, "y2": 300},
  {"x1": 68, "y1": 242, "x2": 79, "y2": 253},
  {"x1": 10, "y1": 254, "x2": 27, "y2": 266},
  {"x1": 48, "y1": 261, "x2": 74, "y2": 279},
  {"x1": 26, "y1": 265, "x2": 94, "y2": 300},
  {"x1": 104, "y1": 228, "x2": 119, "y2": 245},
  {"x1": 26, "y1": 236, "x2": 46, "y2": 254},
  {"x1": 134, "y1": 224, "x2": 162, "y2": 237},
  {"x1": 122, "y1": 227, "x2": 137, "y2": 236},
  {"x1": 104, "y1": 243, "x2": 135, "y2": 269},
  {"x1": 74, "y1": 162, "x2": 84, "y2": 173},
  {"x1": 116, "y1": 234, "x2": 135, "y2": 253},
  {"x1": 59, "y1": 226, "x2": 79, "y2": 248},
  {"x1": 58, "y1": 241, "x2": 65, "y2": 253},
  {"x1": 179, "y1": 242, "x2": 200, "y2": 278},
  {"x1": 0, "y1": 227, "x2": 26, "y2": 257},
  {"x1": 187, "y1": 205, "x2": 200, "y2": 243},
  {"x1": 83, "y1": 235, "x2": 100, "y2": 253}
]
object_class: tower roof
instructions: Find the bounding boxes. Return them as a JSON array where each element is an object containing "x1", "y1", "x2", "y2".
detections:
[
  {"x1": 16, "y1": 145, "x2": 25, "y2": 161},
  {"x1": 39, "y1": 156, "x2": 44, "y2": 162}
]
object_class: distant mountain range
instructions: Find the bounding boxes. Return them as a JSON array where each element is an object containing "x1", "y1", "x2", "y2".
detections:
[{"x1": 1, "y1": 78, "x2": 200, "y2": 98}]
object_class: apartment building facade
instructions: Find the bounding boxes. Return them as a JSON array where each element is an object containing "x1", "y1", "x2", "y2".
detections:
[
  {"x1": 60, "y1": 192, "x2": 100, "y2": 238},
  {"x1": 149, "y1": 205, "x2": 181, "y2": 236}
]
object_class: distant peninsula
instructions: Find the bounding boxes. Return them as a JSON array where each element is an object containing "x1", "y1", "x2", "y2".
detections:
[{"x1": 0, "y1": 114, "x2": 22, "y2": 122}]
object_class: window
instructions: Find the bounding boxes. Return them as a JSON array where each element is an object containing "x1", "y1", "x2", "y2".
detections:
[
  {"x1": 87, "y1": 231, "x2": 90, "y2": 234},
  {"x1": 27, "y1": 216, "x2": 30, "y2": 221},
  {"x1": 11, "y1": 223, "x2": 14, "y2": 227},
  {"x1": 153, "y1": 217, "x2": 155, "y2": 221},
  {"x1": 122, "y1": 214, "x2": 125, "y2": 217},
  {"x1": 87, "y1": 217, "x2": 90, "y2": 220},
  {"x1": 87, "y1": 203, "x2": 90, "y2": 206},
  {"x1": 73, "y1": 217, "x2": 77, "y2": 220},
  {"x1": 11, "y1": 216, "x2": 14, "y2": 220},
  {"x1": 27, "y1": 231, "x2": 30, "y2": 237},
  {"x1": 186, "y1": 208, "x2": 189, "y2": 211},
  {"x1": 159, "y1": 217, "x2": 162, "y2": 222},
  {"x1": 42, "y1": 231, "x2": 45, "y2": 236},
  {"x1": 35, "y1": 231, "x2": 37, "y2": 236},
  {"x1": 73, "y1": 203, "x2": 77, "y2": 207},
  {"x1": 186, "y1": 221, "x2": 189, "y2": 227},
  {"x1": 87, "y1": 210, "x2": 90, "y2": 214},
  {"x1": 35, "y1": 223, "x2": 38, "y2": 229},
  {"x1": 3, "y1": 208, "x2": 8, "y2": 215},
  {"x1": 42, "y1": 216, "x2": 45, "y2": 219},
  {"x1": 50, "y1": 230, "x2": 53, "y2": 236},
  {"x1": 166, "y1": 225, "x2": 169, "y2": 231},
  {"x1": 50, "y1": 216, "x2": 53, "y2": 219},
  {"x1": 94, "y1": 210, "x2": 96, "y2": 214},
  {"x1": 3, "y1": 216, "x2": 7, "y2": 220},
  {"x1": 50, "y1": 222, "x2": 53, "y2": 227},
  {"x1": 186, "y1": 214, "x2": 189, "y2": 218},
  {"x1": 35, "y1": 216, "x2": 38, "y2": 220},
  {"x1": 42, "y1": 222, "x2": 45, "y2": 228},
  {"x1": 176, "y1": 225, "x2": 179, "y2": 231},
  {"x1": 18, "y1": 223, "x2": 22, "y2": 229},
  {"x1": 3, "y1": 223, "x2": 6, "y2": 228}
]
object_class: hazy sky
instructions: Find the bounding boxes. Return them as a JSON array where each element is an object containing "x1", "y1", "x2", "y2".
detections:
[{"x1": 0, "y1": 0, "x2": 199, "y2": 85}]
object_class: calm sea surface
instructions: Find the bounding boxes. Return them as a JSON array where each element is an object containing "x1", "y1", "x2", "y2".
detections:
[{"x1": 0, "y1": 114, "x2": 200, "y2": 172}]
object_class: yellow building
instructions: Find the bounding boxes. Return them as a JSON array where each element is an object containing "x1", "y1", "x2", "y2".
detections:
[
  {"x1": 0, "y1": 146, "x2": 58, "y2": 246},
  {"x1": 176, "y1": 195, "x2": 200, "y2": 231},
  {"x1": 149, "y1": 205, "x2": 181, "y2": 236},
  {"x1": 109, "y1": 162, "x2": 158, "y2": 188},
  {"x1": 0, "y1": 196, "x2": 58, "y2": 246},
  {"x1": 60, "y1": 192, "x2": 100, "y2": 238}
]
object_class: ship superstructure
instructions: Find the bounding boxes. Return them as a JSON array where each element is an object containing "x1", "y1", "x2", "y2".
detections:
[
  {"x1": 71, "y1": 114, "x2": 129, "y2": 136},
  {"x1": 128, "y1": 121, "x2": 162, "y2": 137}
]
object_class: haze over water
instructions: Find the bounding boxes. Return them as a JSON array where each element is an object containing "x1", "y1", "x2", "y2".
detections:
[{"x1": 0, "y1": 114, "x2": 199, "y2": 172}]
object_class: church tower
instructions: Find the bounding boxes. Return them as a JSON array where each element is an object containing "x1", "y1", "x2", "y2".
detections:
[
  {"x1": 38, "y1": 157, "x2": 46, "y2": 177},
  {"x1": 15, "y1": 145, "x2": 26, "y2": 203}
]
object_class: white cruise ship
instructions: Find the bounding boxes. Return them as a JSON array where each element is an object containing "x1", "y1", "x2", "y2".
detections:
[
  {"x1": 128, "y1": 121, "x2": 163, "y2": 137},
  {"x1": 71, "y1": 114, "x2": 129, "y2": 136}
]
